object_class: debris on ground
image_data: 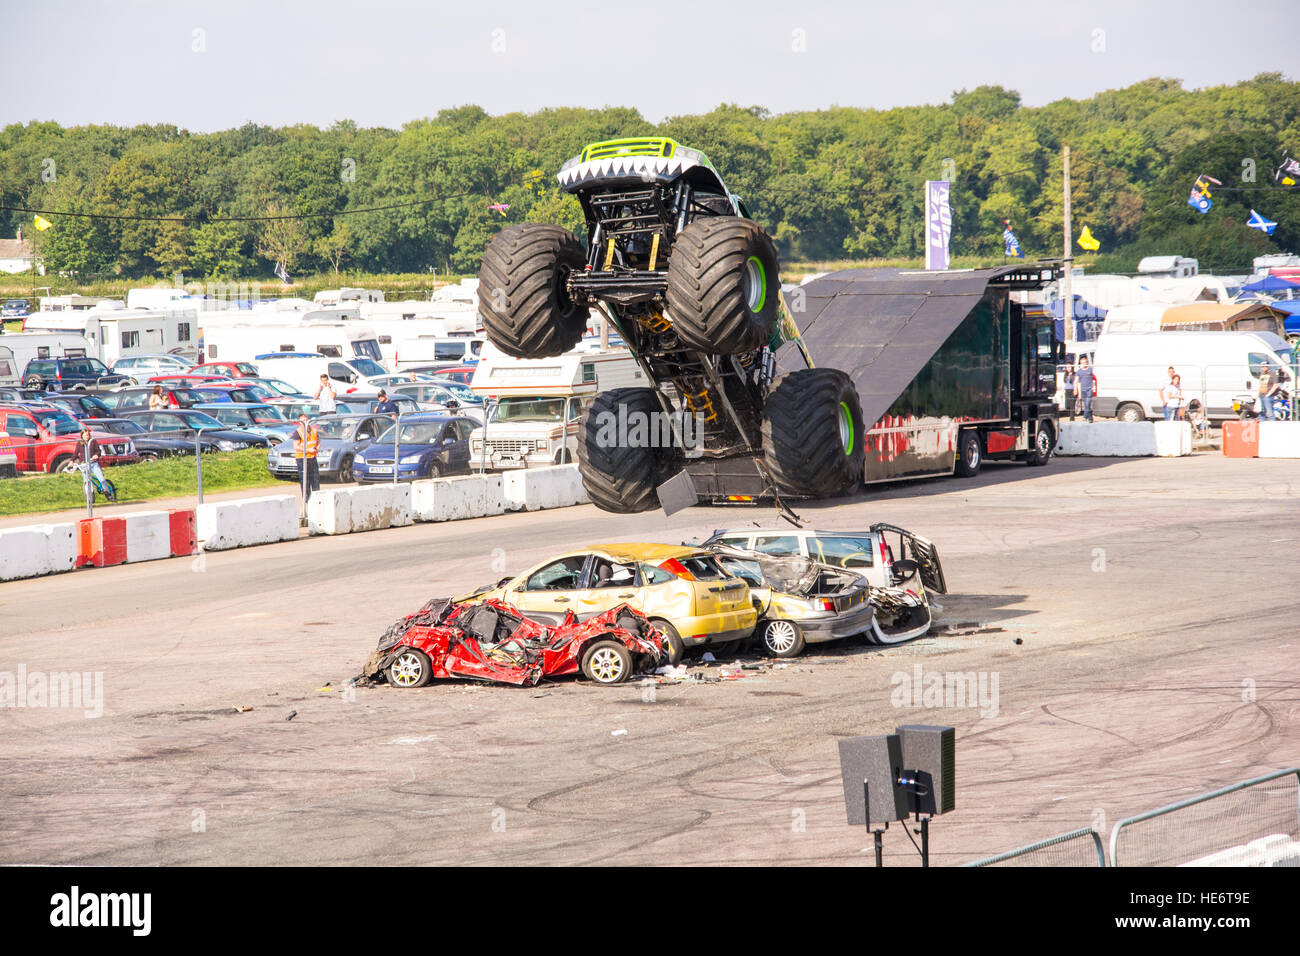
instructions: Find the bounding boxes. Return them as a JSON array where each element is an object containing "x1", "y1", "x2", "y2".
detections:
[
  {"x1": 611, "y1": 728, "x2": 628, "y2": 736},
  {"x1": 285, "y1": 710, "x2": 297, "y2": 721},
  {"x1": 701, "y1": 652, "x2": 717, "y2": 662},
  {"x1": 232, "y1": 705, "x2": 252, "y2": 713}
]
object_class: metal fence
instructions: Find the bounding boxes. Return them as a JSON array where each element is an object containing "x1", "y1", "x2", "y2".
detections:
[
  {"x1": 1109, "y1": 768, "x2": 1300, "y2": 867},
  {"x1": 964, "y1": 828, "x2": 1107, "y2": 867}
]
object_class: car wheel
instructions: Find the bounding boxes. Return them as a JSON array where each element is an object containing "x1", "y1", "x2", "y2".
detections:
[
  {"x1": 428, "y1": 460, "x2": 441, "y2": 479},
  {"x1": 139, "y1": 452, "x2": 161, "y2": 463},
  {"x1": 580, "y1": 640, "x2": 632, "y2": 684},
  {"x1": 336, "y1": 454, "x2": 354, "y2": 483},
  {"x1": 387, "y1": 649, "x2": 433, "y2": 688},
  {"x1": 651, "y1": 619, "x2": 684, "y2": 667},
  {"x1": 761, "y1": 619, "x2": 806, "y2": 658},
  {"x1": 1117, "y1": 403, "x2": 1145, "y2": 423},
  {"x1": 52, "y1": 455, "x2": 77, "y2": 475},
  {"x1": 953, "y1": 429, "x2": 982, "y2": 478}
]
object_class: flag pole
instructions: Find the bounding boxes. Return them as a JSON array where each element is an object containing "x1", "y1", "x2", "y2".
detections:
[{"x1": 1062, "y1": 145, "x2": 1075, "y2": 346}]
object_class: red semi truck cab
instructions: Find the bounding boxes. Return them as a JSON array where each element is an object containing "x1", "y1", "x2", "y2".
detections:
[{"x1": 0, "y1": 404, "x2": 139, "y2": 474}]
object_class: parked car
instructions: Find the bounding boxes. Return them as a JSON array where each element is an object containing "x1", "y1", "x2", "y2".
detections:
[
  {"x1": 111, "y1": 354, "x2": 193, "y2": 381},
  {"x1": 91, "y1": 417, "x2": 197, "y2": 461},
  {"x1": 266, "y1": 413, "x2": 395, "y2": 483},
  {"x1": 37, "y1": 392, "x2": 114, "y2": 420},
  {"x1": 188, "y1": 383, "x2": 278, "y2": 404},
  {"x1": 2, "y1": 299, "x2": 30, "y2": 319},
  {"x1": 190, "y1": 361, "x2": 260, "y2": 378},
  {"x1": 353, "y1": 414, "x2": 476, "y2": 482},
  {"x1": 336, "y1": 395, "x2": 422, "y2": 417},
  {"x1": 708, "y1": 546, "x2": 874, "y2": 657},
  {"x1": 118, "y1": 409, "x2": 271, "y2": 450},
  {"x1": 463, "y1": 543, "x2": 758, "y2": 665},
  {"x1": 0, "y1": 386, "x2": 45, "y2": 404},
  {"x1": 145, "y1": 374, "x2": 235, "y2": 386},
  {"x1": 191, "y1": 403, "x2": 296, "y2": 443},
  {"x1": 427, "y1": 366, "x2": 477, "y2": 386},
  {"x1": 702, "y1": 525, "x2": 948, "y2": 645},
  {"x1": 265, "y1": 398, "x2": 374, "y2": 419},
  {"x1": 241, "y1": 377, "x2": 308, "y2": 399},
  {"x1": 0, "y1": 404, "x2": 138, "y2": 473},
  {"x1": 389, "y1": 380, "x2": 482, "y2": 407},
  {"x1": 362, "y1": 598, "x2": 662, "y2": 687},
  {"x1": 22, "y1": 357, "x2": 130, "y2": 391},
  {"x1": 365, "y1": 373, "x2": 439, "y2": 389},
  {"x1": 91, "y1": 384, "x2": 207, "y2": 412}
]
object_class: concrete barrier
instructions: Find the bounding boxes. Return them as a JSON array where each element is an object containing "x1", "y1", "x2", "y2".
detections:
[
  {"x1": 412, "y1": 474, "x2": 505, "y2": 522},
  {"x1": 1222, "y1": 420, "x2": 1259, "y2": 458},
  {"x1": 1258, "y1": 421, "x2": 1300, "y2": 458},
  {"x1": 308, "y1": 484, "x2": 414, "y2": 534},
  {"x1": 197, "y1": 494, "x2": 299, "y2": 551},
  {"x1": 0, "y1": 522, "x2": 77, "y2": 582},
  {"x1": 503, "y1": 464, "x2": 589, "y2": 511},
  {"x1": 1182, "y1": 834, "x2": 1300, "y2": 867},
  {"x1": 123, "y1": 510, "x2": 172, "y2": 563},
  {"x1": 1056, "y1": 421, "x2": 1191, "y2": 457}
]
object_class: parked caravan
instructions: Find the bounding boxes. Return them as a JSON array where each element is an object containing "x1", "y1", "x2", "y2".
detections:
[
  {"x1": 201, "y1": 322, "x2": 385, "y2": 367},
  {"x1": 22, "y1": 308, "x2": 201, "y2": 364}
]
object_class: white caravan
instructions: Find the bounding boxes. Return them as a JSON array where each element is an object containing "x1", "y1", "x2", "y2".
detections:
[
  {"x1": 21, "y1": 308, "x2": 201, "y2": 364},
  {"x1": 201, "y1": 322, "x2": 385, "y2": 366}
]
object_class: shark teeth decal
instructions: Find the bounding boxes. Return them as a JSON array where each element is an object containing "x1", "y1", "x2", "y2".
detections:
[{"x1": 557, "y1": 154, "x2": 700, "y2": 188}]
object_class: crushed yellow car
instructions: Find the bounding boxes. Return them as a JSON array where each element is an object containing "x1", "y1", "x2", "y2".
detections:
[{"x1": 459, "y1": 543, "x2": 756, "y2": 665}]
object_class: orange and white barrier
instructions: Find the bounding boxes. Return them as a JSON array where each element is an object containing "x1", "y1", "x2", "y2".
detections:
[{"x1": 76, "y1": 509, "x2": 197, "y2": 568}]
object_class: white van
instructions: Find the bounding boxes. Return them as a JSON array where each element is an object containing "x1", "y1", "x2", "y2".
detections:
[
  {"x1": 1091, "y1": 331, "x2": 1296, "y2": 422},
  {"x1": 0, "y1": 345, "x2": 17, "y2": 386},
  {"x1": 254, "y1": 353, "x2": 389, "y2": 397}
]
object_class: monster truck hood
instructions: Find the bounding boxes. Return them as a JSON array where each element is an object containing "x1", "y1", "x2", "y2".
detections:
[{"x1": 557, "y1": 137, "x2": 729, "y2": 194}]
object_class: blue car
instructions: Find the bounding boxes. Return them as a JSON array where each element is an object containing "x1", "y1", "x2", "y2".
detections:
[{"x1": 353, "y1": 413, "x2": 476, "y2": 481}]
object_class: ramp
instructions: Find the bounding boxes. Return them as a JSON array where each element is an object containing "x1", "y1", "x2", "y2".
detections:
[{"x1": 786, "y1": 266, "x2": 1050, "y2": 428}]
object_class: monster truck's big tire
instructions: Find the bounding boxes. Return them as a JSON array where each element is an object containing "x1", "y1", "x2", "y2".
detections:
[
  {"x1": 477, "y1": 224, "x2": 588, "y2": 358},
  {"x1": 666, "y1": 217, "x2": 780, "y2": 355},
  {"x1": 577, "y1": 387, "x2": 668, "y2": 514},
  {"x1": 762, "y1": 368, "x2": 865, "y2": 498}
]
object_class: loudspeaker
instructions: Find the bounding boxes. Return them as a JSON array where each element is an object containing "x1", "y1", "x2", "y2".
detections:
[
  {"x1": 897, "y1": 724, "x2": 956, "y2": 815},
  {"x1": 838, "y1": 734, "x2": 907, "y2": 827}
]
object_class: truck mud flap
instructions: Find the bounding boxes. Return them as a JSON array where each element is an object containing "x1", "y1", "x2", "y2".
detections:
[{"x1": 683, "y1": 458, "x2": 772, "y2": 501}]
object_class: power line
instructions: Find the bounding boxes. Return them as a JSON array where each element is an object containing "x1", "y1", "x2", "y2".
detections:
[{"x1": 0, "y1": 188, "x2": 489, "y2": 224}]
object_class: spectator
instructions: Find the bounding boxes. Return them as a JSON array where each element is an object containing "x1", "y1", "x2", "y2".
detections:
[
  {"x1": 1063, "y1": 365, "x2": 1078, "y2": 420},
  {"x1": 73, "y1": 425, "x2": 113, "y2": 500},
  {"x1": 374, "y1": 389, "x2": 398, "y2": 416},
  {"x1": 1160, "y1": 375, "x2": 1181, "y2": 420},
  {"x1": 1076, "y1": 356, "x2": 1097, "y2": 422},
  {"x1": 1258, "y1": 367, "x2": 1278, "y2": 421},
  {"x1": 313, "y1": 374, "x2": 337, "y2": 416},
  {"x1": 293, "y1": 413, "x2": 321, "y2": 496},
  {"x1": 148, "y1": 384, "x2": 166, "y2": 410}
]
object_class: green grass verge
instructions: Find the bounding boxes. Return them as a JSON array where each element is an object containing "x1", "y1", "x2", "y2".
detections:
[{"x1": 0, "y1": 448, "x2": 282, "y2": 517}]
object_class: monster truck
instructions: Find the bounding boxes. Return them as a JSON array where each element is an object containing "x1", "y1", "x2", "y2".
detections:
[{"x1": 477, "y1": 137, "x2": 864, "y2": 514}]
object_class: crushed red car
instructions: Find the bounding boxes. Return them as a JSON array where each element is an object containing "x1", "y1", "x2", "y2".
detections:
[{"x1": 362, "y1": 598, "x2": 662, "y2": 687}]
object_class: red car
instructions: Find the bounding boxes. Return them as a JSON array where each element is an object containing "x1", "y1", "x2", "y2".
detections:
[
  {"x1": 429, "y1": 366, "x2": 477, "y2": 386},
  {"x1": 0, "y1": 404, "x2": 139, "y2": 473},
  {"x1": 365, "y1": 598, "x2": 662, "y2": 687},
  {"x1": 190, "y1": 361, "x2": 260, "y2": 378}
]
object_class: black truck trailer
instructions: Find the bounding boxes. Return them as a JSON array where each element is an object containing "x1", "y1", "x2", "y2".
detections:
[{"x1": 680, "y1": 263, "x2": 1063, "y2": 501}]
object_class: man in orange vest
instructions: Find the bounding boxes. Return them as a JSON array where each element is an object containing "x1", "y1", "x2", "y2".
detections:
[{"x1": 294, "y1": 413, "x2": 321, "y2": 496}]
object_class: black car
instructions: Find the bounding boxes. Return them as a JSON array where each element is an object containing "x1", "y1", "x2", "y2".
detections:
[
  {"x1": 0, "y1": 386, "x2": 45, "y2": 404},
  {"x1": 91, "y1": 417, "x2": 199, "y2": 460},
  {"x1": 37, "y1": 392, "x2": 114, "y2": 420},
  {"x1": 119, "y1": 409, "x2": 271, "y2": 450},
  {"x1": 22, "y1": 357, "x2": 130, "y2": 391}
]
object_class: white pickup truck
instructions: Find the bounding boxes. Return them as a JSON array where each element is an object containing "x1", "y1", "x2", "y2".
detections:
[{"x1": 468, "y1": 341, "x2": 644, "y2": 470}]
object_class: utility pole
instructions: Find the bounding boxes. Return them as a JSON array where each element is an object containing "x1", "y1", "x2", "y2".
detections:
[{"x1": 1062, "y1": 145, "x2": 1074, "y2": 345}]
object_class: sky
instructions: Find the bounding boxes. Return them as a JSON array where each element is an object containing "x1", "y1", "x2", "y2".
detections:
[{"x1": 1, "y1": 0, "x2": 1297, "y2": 130}]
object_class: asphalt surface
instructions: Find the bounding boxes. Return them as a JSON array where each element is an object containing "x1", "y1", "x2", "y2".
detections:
[{"x1": 2, "y1": 453, "x2": 1298, "y2": 866}]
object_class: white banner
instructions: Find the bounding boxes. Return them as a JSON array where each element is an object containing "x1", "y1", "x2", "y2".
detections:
[{"x1": 924, "y1": 180, "x2": 952, "y2": 270}]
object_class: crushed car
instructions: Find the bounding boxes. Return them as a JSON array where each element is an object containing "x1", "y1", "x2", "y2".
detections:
[
  {"x1": 362, "y1": 597, "x2": 662, "y2": 687},
  {"x1": 703, "y1": 524, "x2": 948, "y2": 647},
  {"x1": 708, "y1": 545, "x2": 874, "y2": 657}
]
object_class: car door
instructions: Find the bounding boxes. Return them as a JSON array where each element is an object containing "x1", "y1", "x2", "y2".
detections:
[
  {"x1": 447, "y1": 419, "x2": 474, "y2": 472},
  {"x1": 870, "y1": 523, "x2": 948, "y2": 594},
  {"x1": 3, "y1": 413, "x2": 38, "y2": 471},
  {"x1": 502, "y1": 554, "x2": 592, "y2": 624}
]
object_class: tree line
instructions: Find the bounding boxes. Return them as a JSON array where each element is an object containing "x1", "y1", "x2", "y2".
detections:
[{"x1": 3, "y1": 73, "x2": 1298, "y2": 281}]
